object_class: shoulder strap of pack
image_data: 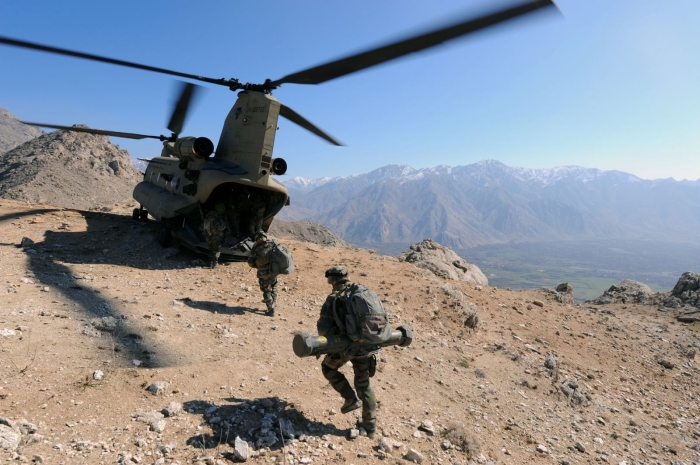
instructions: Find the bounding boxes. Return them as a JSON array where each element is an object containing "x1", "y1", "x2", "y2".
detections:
[
  {"x1": 332, "y1": 285, "x2": 354, "y2": 332},
  {"x1": 331, "y1": 294, "x2": 344, "y2": 333}
]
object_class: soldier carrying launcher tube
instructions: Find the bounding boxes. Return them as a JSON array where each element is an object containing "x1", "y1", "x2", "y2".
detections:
[{"x1": 316, "y1": 265, "x2": 379, "y2": 438}]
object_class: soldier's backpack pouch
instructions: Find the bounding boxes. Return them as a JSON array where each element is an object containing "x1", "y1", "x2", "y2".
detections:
[
  {"x1": 368, "y1": 354, "x2": 377, "y2": 377},
  {"x1": 340, "y1": 283, "x2": 392, "y2": 345},
  {"x1": 269, "y1": 242, "x2": 294, "y2": 275}
]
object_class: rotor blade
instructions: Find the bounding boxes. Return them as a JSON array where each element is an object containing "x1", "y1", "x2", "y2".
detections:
[
  {"x1": 270, "y1": 0, "x2": 557, "y2": 86},
  {"x1": 0, "y1": 36, "x2": 231, "y2": 87},
  {"x1": 22, "y1": 122, "x2": 165, "y2": 140},
  {"x1": 279, "y1": 105, "x2": 342, "y2": 146},
  {"x1": 167, "y1": 82, "x2": 199, "y2": 135}
]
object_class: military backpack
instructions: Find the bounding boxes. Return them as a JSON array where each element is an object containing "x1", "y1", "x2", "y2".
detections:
[
  {"x1": 333, "y1": 283, "x2": 391, "y2": 345},
  {"x1": 269, "y1": 241, "x2": 294, "y2": 275}
]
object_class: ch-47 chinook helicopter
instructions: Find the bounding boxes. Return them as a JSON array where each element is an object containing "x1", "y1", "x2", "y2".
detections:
[{"x1": 0, "y1": 0, "x2": 558, "y2": 263}]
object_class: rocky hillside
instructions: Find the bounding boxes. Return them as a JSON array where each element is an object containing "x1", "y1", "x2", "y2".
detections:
[
  {"x1": 268, "y1": 219, "x2": 349, "y2": 248},
  {"x1": 0, "y1": 126, "x2": 143, "y2": 210},
  {"x1": 1, "y1": 197, "x2": 699, "y2": 464},
  {"x1": 0, "y1": 106, "x2": 44, "y2": 153},
  {"x1": 279, "y1": 161, "x2": 700, "y2": 253}
]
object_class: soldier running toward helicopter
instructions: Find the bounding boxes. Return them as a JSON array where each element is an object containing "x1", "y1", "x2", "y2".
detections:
[
  {"x1": 246, "y1": 230, "x2": 279, "y2": 316},
  {"x1": 316, "y1": 265, "x2": 379, "y2": 438},
  {"x1": 202, "y1": 203, "x2": 229, "y2": 269}
]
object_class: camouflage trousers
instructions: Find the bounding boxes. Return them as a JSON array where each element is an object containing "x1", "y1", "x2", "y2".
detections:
[
  {"x1": 257, "y1": 274, "x2": 278, "y2": 310},
  {"x1": 322, "y1": 353, "x2": 377, "y2": 432},
  {"x1": 203, "y1": 211, "x2": 228, "y2": 264}
]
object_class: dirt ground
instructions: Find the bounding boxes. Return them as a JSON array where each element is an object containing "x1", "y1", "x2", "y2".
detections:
[{"x1": 1, "y1": 198, "x2": 699, "y2": 465}]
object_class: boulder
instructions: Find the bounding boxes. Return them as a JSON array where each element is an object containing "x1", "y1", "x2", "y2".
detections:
[
  {"x1": 541, "y1": 283, "x2": 574, "y2": 304},
  {"x1": 669, "y1": 272, "x2": 700, "y2": 309},
  {"x1": 398, "y1": 239, "x2": 488, "y2": 285},
  {"x1": 587, "y1": 280, "x2": 654, "y2": 305}
]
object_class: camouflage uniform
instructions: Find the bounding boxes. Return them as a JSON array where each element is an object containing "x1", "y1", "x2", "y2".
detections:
[
  {"x1": 247, "y1": 196, "x2": 266, "y2": 238},
  {"x1": 247, "y1": 236, "x2": 278, "y2": 315},
  {"x1": 224, "y1": 203, "x2": 241, "y2": 240},
  {"x1": 317, "y1": 282, "x2": 378, "y2": 436},
  {"x1": 202, "y1": 208, "x2": 228, "y2": 268}
]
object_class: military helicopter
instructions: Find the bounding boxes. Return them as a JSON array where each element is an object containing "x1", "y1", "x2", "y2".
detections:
[{"x1": 0, "y1": 0, "x2": 558, "y2": 263}]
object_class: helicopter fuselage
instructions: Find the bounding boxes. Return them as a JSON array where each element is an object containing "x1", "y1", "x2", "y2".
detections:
[{"x1": 132, "y1": 91, "x2": 289, "y2": 258}]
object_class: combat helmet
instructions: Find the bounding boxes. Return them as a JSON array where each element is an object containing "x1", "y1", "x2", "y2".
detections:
[{"x1": 325, "y1": 265, "x2": 349, "y2": 284}]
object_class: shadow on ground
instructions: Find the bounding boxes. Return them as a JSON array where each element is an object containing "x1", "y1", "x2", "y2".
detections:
[
  {"x1": 179, "y1": 298, "x2": 263, "y2": 316},
  {"x1": 3, "y1": 208, "x2": 210, "y2": 368}
]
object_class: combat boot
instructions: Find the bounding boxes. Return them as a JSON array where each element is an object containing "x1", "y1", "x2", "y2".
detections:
[
  {"x1": 341, "y1": 397, "x2": 361, "y2": 414},
  {"x1": 265, "y1": 300, "x2": 276, "y2": 317}
]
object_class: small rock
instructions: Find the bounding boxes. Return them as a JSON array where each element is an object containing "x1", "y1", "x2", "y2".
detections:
[
  {"x1": 133, "y1": 412, "x2": 164, "y2": 424},
  {"x1": 536, "y1": 444, "x2": 549, "y2": 454},
  {"x1": 147, "y1": 381, "x2": 169, "y2": 396},
  {"x1": 0, "y1": 328, "x2": 16, "y2": 337},
  {"x1": 418, "y1": 420, "x2": 435, "y2": 435},
  {"x1": 404, "y1": 448, "x2": 424, "y2": 463},
  {"x1": 0, "y1": 424, "x2": 21, "y2": 451},
  {"x1": 575, "y1": 441, "x2": 585, "y2": 452},
  {"x1": 162, "y1": 402, "x2": 182, "y2": 417},
  {"x1": 658, "y1": 359, "x2": 674, "y2": 369},
  {"x1": 74, "y1": 441, "x2": 91, "y2": 451},
  {"x1": 544, "y1": 354, "x2": 558, "y2": 370},
  {"x1": 150, "y1": 420, "x2": 166, "y2": 433},
  {"x1": 233, "y1": 436, "x2": 249, "y2": 461},
  {"x1": 158, "y1": 443, "x2": 175, "y2": 455},
  {"x1": 378, "y1": 437, "x2": 394, "y2": 452},
  {"x1": 90, "y1": 317, "x2": 118, "y2": 332},
  {"x1": 348, "y1": 429, "x2": 359, "y2": 440},
  {"x1": 81, "y1": 328, "x2": 102, "y2": 338}
]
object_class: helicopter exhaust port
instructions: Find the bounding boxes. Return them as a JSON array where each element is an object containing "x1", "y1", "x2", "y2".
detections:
[
  {"x1": 171, "y1": 136, "x2": 214, "y2": 162},
  {"x1": 271, "y1": 158, "x2": 287, "y2": 175}
]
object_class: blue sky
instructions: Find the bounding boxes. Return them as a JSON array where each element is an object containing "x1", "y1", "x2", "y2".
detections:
[{"x1": 1, "y1": 0, "x2": 699, "y2": 181}]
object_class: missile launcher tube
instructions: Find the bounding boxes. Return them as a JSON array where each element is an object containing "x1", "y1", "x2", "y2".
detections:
[{"x1": 293, "y1": 325, "x2": 412, "y2": 358}]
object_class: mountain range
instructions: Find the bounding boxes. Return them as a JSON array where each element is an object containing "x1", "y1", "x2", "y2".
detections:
[{"x1": 279, "y1": 161, "x2": 700, "y2": 254}]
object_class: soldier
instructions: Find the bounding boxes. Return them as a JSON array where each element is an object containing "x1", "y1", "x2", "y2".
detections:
[
  {"x1": 202, "y1": 203, "x2": 228, "y2": 269},
  {"x1": 247, "y1": 194, "x2": 266, "y2": 238},
  {"x1": 247, "y1": 230, "x2": 279, "y2": 316},
  {"x1": 317, "y1": 265, "x2": 378, "y2": 439}
]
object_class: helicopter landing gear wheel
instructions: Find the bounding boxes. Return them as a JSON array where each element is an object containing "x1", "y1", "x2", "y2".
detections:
[
  {"x1": 158, "y1": 226, "x2": 172, "y2": 247},
  {"x1": 139, "y1": 209, "x2": 148, "y2": 221},
  {"x1": 132, "y1": 208, "x2": 140, "y2": 220}
]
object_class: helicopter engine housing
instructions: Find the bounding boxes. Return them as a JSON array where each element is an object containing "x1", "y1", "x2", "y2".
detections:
[
  {"x1": 271, "y1": 158, "x2": 287, "y2": 175},
  {"x1": 164, "y1": 136, "x2": 214, "y2": 163}
]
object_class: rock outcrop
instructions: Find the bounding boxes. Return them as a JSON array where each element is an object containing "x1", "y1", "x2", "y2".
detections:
[
  {"x1": 0, "y1": 125, "x2": 142, "y2": 210},
  {"x1": 587, "y1": 279, "x2": 655, "y2": 305},
  {"x1": 588, "y1": 273, "x2": 700, "y2": 323},
  {"x1": 0, "y1": 107, "x2": 44, "y2": 154},
  {"x1": 668, "y1": 271, "x2": 700, "y2": 308},
  {"x1": 541, "y1": 282, "x2": 575, "y2": 304},
  {"x1": 397, "y1": 239, "x2": 488, "y2": 285},
  {"x1": 268, "y1": 219, "x2": 349, "y2": 247}
]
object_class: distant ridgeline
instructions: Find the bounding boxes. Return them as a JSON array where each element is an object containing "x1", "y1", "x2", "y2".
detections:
[{"x1": 280, "y1": 161, "x2": 700, "y2": 254}]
